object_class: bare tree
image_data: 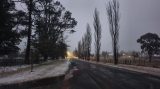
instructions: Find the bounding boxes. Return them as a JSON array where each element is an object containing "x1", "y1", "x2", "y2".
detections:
[
  {"x1": 84, "y1": 24, "x2": 92, "y2": 60},
  {"x1": 77, "y1": 39, "x2": 86, "y2": 60},
  {"x1": 77, "y1": 24, "x2": 92, "y2": 60},
  {"x1": 77, "y1": 41, "x2": 82, "y2": 58},
  {"x1": 102, "y1": 51, "x2": 109, "y2": 60},
  {"x1": 106, "y1": 0, "x2": 120, "y2": 64},
  {"x1": 82, "y1": 37, "x2": 87, "y2": 60},
  {"x1": 93, "y1": 8, "x2": 102, "y2": 62},
  {"x1": 86, "y1": 24, "x2": 92, "y2": 60}
]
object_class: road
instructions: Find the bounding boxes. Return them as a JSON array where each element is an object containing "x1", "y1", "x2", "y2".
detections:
[{"x1": 68, "y1": 60, "x2": 160, "y2": 89}]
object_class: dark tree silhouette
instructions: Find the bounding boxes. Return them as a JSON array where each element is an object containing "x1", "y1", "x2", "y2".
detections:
[
  {"x1": 93, "y1": 8, "x2": 102, "y2": 62},
  {"x1": 77, "y1": 41, "x2": 82, "y2": 58},
  {"x1": 24, "y1": 0, "x2": 33, "y2": 64},
  {"x1": 32, "y1": 1, "x2": 77, "y2": 60},
  {"x1": 85, "y1": 24, "x2": 92, "y2": 60},
  {"x1": 0, "y1": 0, "x2": 25, "y2": 56},
  {"x1": 131, "y1": 51, "x2": 139, "y2": 60},
  {"x1": 73, "y1": 48, "x2": 78, "y2": 57},
  {"x1": 137, "y1": 33, "x2": 160, "y2": 62},
  {"x1": 106, "y1": 0, "x2": 120, "y2": 65},
  {"x1": 79, "y1": 24, "x2": 92, "y2": 60},
  {"x1": 81, "y1": 37, "x2": 86, "y2": 59},
  {"x1": 102, "y1": 51, "x2": 109, "y2": 60}
]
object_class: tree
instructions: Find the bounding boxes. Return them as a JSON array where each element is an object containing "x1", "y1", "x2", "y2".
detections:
[
  {"x1": 102, "y1": 51, "x2": 109, "y2": 60},
  {"x1": 79, "y1": 24, "x2": 92, "y2": 60},
  {"x1": 77, "y1": 41, "x2": 82, "y2": 58},
  {"x1": 76, "y1": 24, "x2": 92, "y2": 60},
  {"x1": 81, "y1": 37, "x2": 87, "y2": 59},
  {"x1": 32, "y1": 1, "x2": 77, "y2": 60},
  {"x1": 106, "y1": 0, "x2": 120, "y2": 65},
  {"x1": 73, "y1": 48, "x2": 78, "y2": 57},
  {"x1": 85, "y1": 24, "x2": 92, "y2": 60},
  {"x1": 93, "y1": 8, "x2": 102, "y2": 62},
  {"x1": 22, "y1": 0, "x2": 33, "y2": 64},
  {"x1": 55, "y1": 38, "x2": 68, "y2": 59},
  {"x1": 0, "y1": 0, "x2": 25, "y2": 56},
  {"x1": 137, "y1": 33, "x2": 160, "y2": 62},
  {"x1": 131, "y1": 51, "x2": 139, "y2": 60}
]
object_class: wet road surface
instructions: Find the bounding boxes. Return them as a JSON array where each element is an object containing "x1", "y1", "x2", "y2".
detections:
[{"x1": 69, "y1": 60, "x2": 160, "y2": 89}]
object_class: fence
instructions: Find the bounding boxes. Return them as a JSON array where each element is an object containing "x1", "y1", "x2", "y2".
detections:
[{"x1": 102, "y1": 58, "x2": 160, "y2": 68}]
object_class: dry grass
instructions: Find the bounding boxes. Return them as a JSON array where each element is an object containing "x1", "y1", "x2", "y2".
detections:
[{"x1": 90, "y1": 56, "x2": 160, "y2": 68}]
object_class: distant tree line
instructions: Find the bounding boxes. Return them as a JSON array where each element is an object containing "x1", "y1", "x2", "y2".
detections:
[
  {"x1": 75, "y1": 0, "x2": 120, "y2": 64},
  {"x1": 0, "y1": 0, "x2": 77, "y2": 65},
  {"x1": 76, "y1": 23, "x2": 92, "y2": 60},
  {"x1": 75, "y1": 0, "x2": 160, "y2": 64}
]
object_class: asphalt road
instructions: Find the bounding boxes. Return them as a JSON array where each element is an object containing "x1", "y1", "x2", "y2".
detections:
[{"x1": 69, "y1": 60, "x2": 160, "y2": 89}]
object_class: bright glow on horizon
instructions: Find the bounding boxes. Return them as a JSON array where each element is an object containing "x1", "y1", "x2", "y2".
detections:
[{"x1": 66, "y1": 51, "x2": 76, "y2": 59}]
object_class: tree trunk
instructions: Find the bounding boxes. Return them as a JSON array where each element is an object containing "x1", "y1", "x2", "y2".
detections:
[
  {"x1": 44, "y1": 55, "x2": 48, "y2": 61},
  {"x1": 114, "y1": 41, "x2": 118, "y2": 65},
  {"x1": 88, "y1": 52, "x2": 90, "y2": 61},
  {"x1": 149, "y1": 55, "x2": 152, "y2": 62},
  {"x1": 97, "y1": 53, "x2": 99, "y2": 62},
  {"x1": 25, "y1": 0, "x2": 33, "y2": 64}
]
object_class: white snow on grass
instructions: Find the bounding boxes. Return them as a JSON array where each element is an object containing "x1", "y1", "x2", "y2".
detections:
[
  {"x1": 0, "y1": 60, "x2": 69, "y2": 85},
  {"x1": 0, "y1": 65, "x2": 29, "y2": 73}
]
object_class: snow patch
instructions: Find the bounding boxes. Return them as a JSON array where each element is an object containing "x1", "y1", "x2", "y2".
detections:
[{"x1": 0, "y1": 60, "x2": 69, "y2": 85}]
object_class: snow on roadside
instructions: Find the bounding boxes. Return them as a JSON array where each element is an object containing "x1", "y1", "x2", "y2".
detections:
[
  {"x1": 0, "y1": 65, "x2": 29, "y2": 73},
  {"x1": 105, "y1": 63, "x2": 160, "y2": 77},
  {"x1": 0, "y1": 60, "x2": 69, "y2": 85}
]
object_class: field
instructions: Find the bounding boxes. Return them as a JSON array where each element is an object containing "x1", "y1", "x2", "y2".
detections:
[{"x1": 90, "y1": 56, "x2": 160, "y2": 68}]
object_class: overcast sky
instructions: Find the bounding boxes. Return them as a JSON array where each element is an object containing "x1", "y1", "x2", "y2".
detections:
[
  {"x1": 17, "y1": 0, "x2": 160, "y2": 53},
  {"x1": 56, "y1": 0, "x2": 160, "y2": 53}
]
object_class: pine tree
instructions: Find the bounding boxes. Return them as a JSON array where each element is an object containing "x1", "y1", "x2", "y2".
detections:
[{"x1": 0, "y1": 0, "x2": 22, "y2": 55}]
